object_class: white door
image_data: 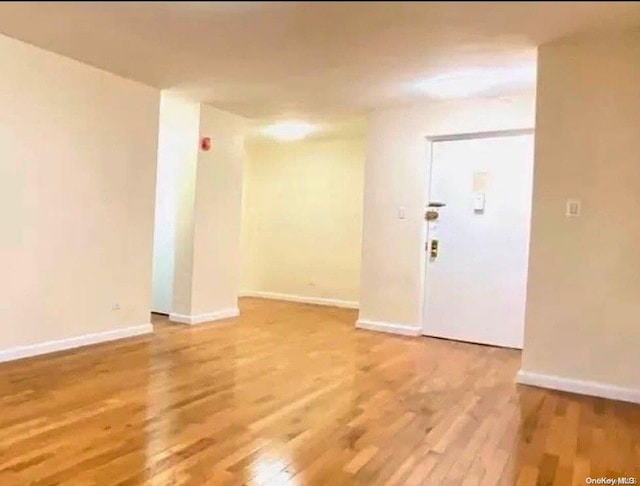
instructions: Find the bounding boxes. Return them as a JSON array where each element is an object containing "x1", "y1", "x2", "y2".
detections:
[{"x1": 423, "y1": 132, "x2": 534, "y2": 348}]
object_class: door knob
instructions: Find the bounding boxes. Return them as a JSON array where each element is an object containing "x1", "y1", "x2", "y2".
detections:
[{"x1": 425, "y1": 210, "x2": 439, "y2": 221}]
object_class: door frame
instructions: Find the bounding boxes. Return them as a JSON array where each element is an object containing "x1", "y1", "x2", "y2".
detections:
[{"x1": 419, "y1": 128, "x2": 535, "y2": 337}]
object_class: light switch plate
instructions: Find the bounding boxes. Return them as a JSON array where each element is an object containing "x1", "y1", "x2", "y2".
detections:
[{"x1": 566, "y1": 199, "x2": 581, "y2": 217}]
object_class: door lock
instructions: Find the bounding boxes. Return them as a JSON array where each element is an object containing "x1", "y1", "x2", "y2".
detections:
[{"x1": 430, "y1": 239, "x2": 439, "y2": 259}]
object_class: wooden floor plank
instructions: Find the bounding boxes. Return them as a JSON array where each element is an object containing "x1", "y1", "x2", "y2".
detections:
[{"x1": 0, "y1": 298, "x2": 638, "y2": 485}]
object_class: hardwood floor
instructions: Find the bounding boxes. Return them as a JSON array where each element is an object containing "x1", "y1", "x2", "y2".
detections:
[{"x1": 0, "y1": 298, "x2": 638, "y2": 485}]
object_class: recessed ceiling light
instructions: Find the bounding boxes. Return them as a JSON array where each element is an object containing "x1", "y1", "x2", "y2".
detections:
[
  {"x1": 415, "y1": 64, "x2": 536, "y2": 99},
  {"x1": 262, "y1": 121, "x2": 316, "y2": 141}
]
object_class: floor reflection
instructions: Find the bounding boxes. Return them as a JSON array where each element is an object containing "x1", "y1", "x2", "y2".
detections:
[{"x1": 0, "y1": 301, "x2": 638, "y2": 485}]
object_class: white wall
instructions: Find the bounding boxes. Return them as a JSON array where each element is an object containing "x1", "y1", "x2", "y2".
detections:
[
  {"x1": 151, "y1": 93, "x2": 200, "y2": 314},
  {"x1": 0, "y1": 34, "x2": 159, "y2": 352},
  {"x1": 151, "y1": 99, "x2": 245, "y2": 323},
  {"x1": 521, "y1": 31, "x2": 640, "y2": 395},
  {"x1": 187, "y1": 105, "x2": 246, "y2": 317},
  {"x1": 241, "y1": 137, "x2": 365, "y2": 305},
  {"x1": 359, "y1": 94, "x2": 536, "y2": 330}
]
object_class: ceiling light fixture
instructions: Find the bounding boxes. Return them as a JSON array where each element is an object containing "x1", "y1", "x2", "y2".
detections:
[
  {"x1": 415, "y1": 64, "x2": 536, "y2": 99},
  {"x1": 262, "y1": 121, "x2": 316, "y2": 141}
]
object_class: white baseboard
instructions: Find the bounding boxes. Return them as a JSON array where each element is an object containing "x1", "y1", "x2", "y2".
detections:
[
  {"x1": 356, "y1": 319, "x2": 421, "y2": 337},
  {"x1": 169, "y1": 307, "x2": 240, "y2": 325},
  {"x1": 517, "y1": 370, "x2": 640, "y2": 404},
  {"x1": 240, "y1": 291, "x2": 358, "y2": 309},
  {"x1": 0, "y1": 323, "x2": 153, "y2": 364}
]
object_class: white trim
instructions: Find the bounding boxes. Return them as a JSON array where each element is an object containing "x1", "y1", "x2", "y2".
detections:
[
  {"x1": 425, "y1": 128, "x2": 535, "y2": 143},
  {"x1": 240, "y1": 291, "x2": 358, "y2": 309},
  {"x1": 517, "y1": 370, "x2": 640, "y2": 404},
  {"x1": 0, "y1": 324, "x2": 153, "y2": 364},
  {"x1": 169, "y1": 307, "x2": 240, "y2": 325},
  {"x1": 356, "y1": 319, "x2": 421, "y2": 337}
]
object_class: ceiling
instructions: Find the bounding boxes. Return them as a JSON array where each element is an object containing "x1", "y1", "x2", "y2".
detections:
[{"x1": 1, "y1": 2, "x2": 639, "y2": 125}]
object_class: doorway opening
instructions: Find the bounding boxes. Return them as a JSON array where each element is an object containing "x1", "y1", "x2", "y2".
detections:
[{"x1": 422, "y1": 129, "x2": 534, "y2": 349}]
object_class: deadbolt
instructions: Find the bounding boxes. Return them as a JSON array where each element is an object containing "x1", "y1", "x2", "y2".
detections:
[{"x1": 430, "y1": 239, "x2": 439, "y2": 259}]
